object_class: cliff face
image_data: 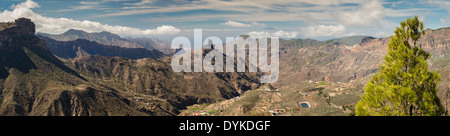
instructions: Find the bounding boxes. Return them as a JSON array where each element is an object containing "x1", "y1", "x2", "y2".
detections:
[
  {"x1": 0, "y1": 18, "x2": 34, "y2": 35},
  {"x1": 418, "y1": 28, "x2": 450, "y2": 49},
  {"x1": 13, "y1": 18, "x2": 35, "y2": 36},
  {"x1": 0, "y1": 18, "x2": 45, "y2": 49}
]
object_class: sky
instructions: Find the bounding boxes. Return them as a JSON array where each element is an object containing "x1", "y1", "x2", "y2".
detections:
[{"x1": 1, "y1": 0, "x2": 450, "y2": 41}]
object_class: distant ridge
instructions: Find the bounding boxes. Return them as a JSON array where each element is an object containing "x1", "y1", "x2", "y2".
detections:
[
  {"x1": 39, "y1": 29, "x2": 174, "y2": 54},
  {"x1": 38, "y1": 35, "x2": 166, "y2": 60},
  {"x1": 327, "y1": 36, "x2": 371, "y2": 46},
  {"x1": 38, "y1": 29, "x2": 143, "y2": 48}
]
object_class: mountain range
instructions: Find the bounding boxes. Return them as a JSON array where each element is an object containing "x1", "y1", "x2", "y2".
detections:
[
  {"x1": 0, "y1": 18, "x2": 448, "y2": 116},
  {"x1": 0, "y1": 18, "x2": 260, "y2": 116},
  {"x1": 38, "y1": 29, "x2": 173, "y2": 54},
  {"x1": 38, "y1": 35, "x2": 166, "y2": 60}
]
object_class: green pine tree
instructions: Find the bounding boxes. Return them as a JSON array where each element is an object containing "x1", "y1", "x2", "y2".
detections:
[{"x1": 355, "y1": 16, "x2": 447, "y2": 116}]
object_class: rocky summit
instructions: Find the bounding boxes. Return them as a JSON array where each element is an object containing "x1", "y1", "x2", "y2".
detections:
[{"x1": 0, "y1": 18, "x2": 44, "y2": 48}]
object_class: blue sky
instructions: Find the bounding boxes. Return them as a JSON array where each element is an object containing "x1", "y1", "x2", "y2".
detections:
[{"x1": 1, "y1": 0, "x2": 450, "y2": 41}]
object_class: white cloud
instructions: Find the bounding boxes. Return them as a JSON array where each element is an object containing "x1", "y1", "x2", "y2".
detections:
[
  {"x1": 300, "y1": 24, "x2": 346, "y2": 37},
  {"x1": 436, "y1": 0, "x2": 450, "y2": 25},
  {"x1": 58, "y1": 0, "x2": 131, "y2": 12},
  {"x1": 251, "y1": 22, "x2": 266, "y2": 27},
  {"x1": 221, "y1": 20, "x2": 266, "y2": 27},
  {"x1": 437, "y1": 0, "x2": 450, "y2": 11},
  {"x1": 375, "y1": 31, "x2": 385, "y2": 37},
  {"x1": 440, "y1": 18, "x2": 450, "y2": 25},
  {"x1": 335, "y1": 0, "x2": 385, "y2": 27},
  {"x1": 79, "y1": 1, "x2": 101, "y2": 5},
  {"x1": 0, "y1": 0, "x2": 180, "y2": 35},
  {"x1": 221, "y1": 21, "x2": 252, "y2": 27},
  {"x1": 248, "y1": 24, "x2": 349, "y2": 39},
  {"x1": 133, "y1": 0, "x2": 156, "y2": 6},
  {"x1": 11, "y1": 0, "x2": 40, "y2": 9},
  {"x1": 247, "y1": 30, "x2": 298, "y2": 38},
  {"x1": 142, "y1": 25, "x2": 180, "y2": 34}
]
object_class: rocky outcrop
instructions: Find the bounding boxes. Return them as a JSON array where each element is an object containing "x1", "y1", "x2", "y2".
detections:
[
  {"x1": 0, "y1": 18, "x2": 35, "y2": 37},
  {"x1": 14, "y1": 18, "x2": 35, "y2": 35},
  {"x1": 0, "y1": 18, "x2": 45, "y2": 49},
  {"x1": 417, "y1": 29, "x2": 450, "y2": 49}
]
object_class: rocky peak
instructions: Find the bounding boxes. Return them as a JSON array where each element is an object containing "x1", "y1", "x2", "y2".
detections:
[
  {"x1": 14, "y1": 18, "x2": 36, "y2": 35},
  {"x1": 0, "y1": 18, "x2": 36, "y2": 37},
  {"x1": 0, "y1": 18, "x2": 46, "y2": 48},
  {"x1": 63, "y1": 29, "x2": 87, "y2": 36},
  {"x1": 360, "y1": 37, "x2": 376, "y2": 43}
]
